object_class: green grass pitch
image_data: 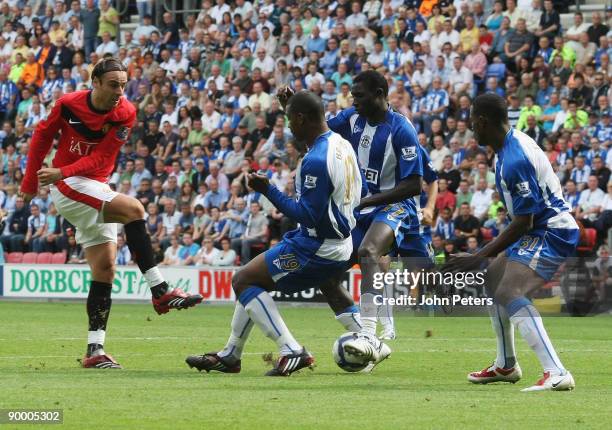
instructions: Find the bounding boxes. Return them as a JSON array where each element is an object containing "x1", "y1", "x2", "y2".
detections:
[{"x1": 1, "y1": 301, "x2": 611, "y2": 429}]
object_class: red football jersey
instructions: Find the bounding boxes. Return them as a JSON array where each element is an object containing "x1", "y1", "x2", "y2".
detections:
[{"x1": 21, "y1": 90, "x2": 136, "y2": 195}]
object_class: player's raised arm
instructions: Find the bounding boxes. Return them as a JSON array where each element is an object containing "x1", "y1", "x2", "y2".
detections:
[
  {"x1": 20, "y1": 100, "x2": 64, "y2": 196},
  {"x1": 248, "y1": 157, "x2": 332, "y2": 228},
  {"x1": 326, "y1": 105, "x2": 357, "y2": 140}
]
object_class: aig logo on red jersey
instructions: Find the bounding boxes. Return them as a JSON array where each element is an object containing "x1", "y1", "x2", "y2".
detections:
[{"x1": 69, "y1": 137, "x2": 99, "y2": 156}]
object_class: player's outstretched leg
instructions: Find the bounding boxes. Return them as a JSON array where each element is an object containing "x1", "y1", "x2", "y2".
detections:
[
  {"x1": 378, "y1": 281, "x2": 396, "y2": 340},
  {"x1": 377, "y1": 256, "x2": 395, "y2": 340},
  {"x1": 233, "y1": 256, "x2": 313, "y2": 376},
  {"x1": 104, "y1": 195, "x2": 203, "y2": 314},
  {"x1": 319, "y1": 274, "x2": 363, "y2": 332},
  {"x1": 342, "y1": 222, "x2": 393, "y2": 366},
  {"x1": 497, "y1": 261, "x2": 574, "y2": 392},
  {"x1": 81, "y1": 245, "x2": 121, "y2": 369},
  {"x1": 188, "y1": 253, "x2": 313, "y2": 376},
  {"x1": 468, "y1": 255, "x2": 520, "y2": 384}
]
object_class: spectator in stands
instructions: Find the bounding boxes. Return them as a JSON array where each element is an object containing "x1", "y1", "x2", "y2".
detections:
[
  {"x1": 25, "y1": 202, "x2": 45, "y2": 252},
  {"x1": 1, "y1": 195, "x2": 28, "y2": 252},
  {"x1": 178, "y1": 232, "x2": 200, "y2": 265},
  {"x1": 212, "y1": 236, "x2": 236, "y2": 266},
  {"x1": 203, "y1": 177, "x2": 230, "y2": 212},
  {"x1": 161, "y1": 235, "x2": 181, "y2": 266},
  {"x1": 435, "y1": 178, "x2": 456, "y2": 214},
  {"x1": 470, "y1": 178, "x2": 494, "y2": 221},
  {"x1": 503, "y1": 18, "x2": 533, "y2": 73},
  {"x1": 195, "y1": 236, "x2": 220, "y2": 266},
  {"x1": 437, "y1": 155, "x2": 460, "y2": 193},
  {"x1": 422, "y1": 77, "x2": 449, "y2": 136},
  {"x1": 571, "y1": 155, "x2": 592, "y2": 190},
  {"x1": 115, "y1": 234, "x2": 132, "y2": 265},
  {"x1": 577, "y1": 175, "x2": 605, "y2": 226},
  {"x1": 231, "y1": 201, "x2": 268, "y2": 264},
  {"x1": 434, "y1": 207, "x2": 455, "y2": 241},
  {"x1": 66, "y1": 233, "x2": 84, "y2": 264},
  {"x1": 591, "y1": 156, "x2": 610, "y2": 191},
  {"x1": 453, "y1": 202, "x2": 480, "y2": 250}
]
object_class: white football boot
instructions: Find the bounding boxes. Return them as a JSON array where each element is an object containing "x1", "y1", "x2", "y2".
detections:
[
  {"x1": 343, "y1": 332, "x2": 391, "y2": 373},
  {"x1": 521, "y1": 371, "x2": 575, "y2": 392}
]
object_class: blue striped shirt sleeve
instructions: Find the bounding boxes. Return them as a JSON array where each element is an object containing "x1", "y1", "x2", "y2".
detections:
[{"x1": 265, "y1": 156, "x2": 332, "y2": 228}]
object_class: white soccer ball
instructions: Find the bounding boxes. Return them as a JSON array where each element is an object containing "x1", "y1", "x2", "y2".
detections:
[{"x1": 332, "y1": 332, "x2": 370, "y2": 372}]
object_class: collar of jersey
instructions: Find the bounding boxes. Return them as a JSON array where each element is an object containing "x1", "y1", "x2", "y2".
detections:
[
  {"x1": 500, "y1": 128, "x2": 514, "y2": 154},
  {"x1": 313, "y1": 129, "x2": 332, "y2": 143},
  {"x1": 87, "y1": 90, "x2": 112, "y2": 115}
]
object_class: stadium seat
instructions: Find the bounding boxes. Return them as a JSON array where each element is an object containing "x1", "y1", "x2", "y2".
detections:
[
  {"x1": 485, "y1": 63, "x2": 506, "y2": 81},
  {"x1": 51, "y1": 252, "x2": 67, "y2": 264},
  {"x1": 37, "y1": 252, "x2": 53, "y2": 264},
  {"x1": 480, "y1": 227, "x2": 493, "y2": 243},
  {"x1": 577, "y1": 228, "x2": 597, "y2": 254},
  {"x1": 234, "y1": 255, "x2": 241, "y2": 266},
  {"x1": 22, "y1": 252, "x2": 38, "y2": 264},
  {"x1": 7, "y1": 252, "x2": 23, "y2": 263}
]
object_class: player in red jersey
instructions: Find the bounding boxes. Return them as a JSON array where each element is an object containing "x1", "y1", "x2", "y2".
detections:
[{"x1": 20, "y1": 58, "x2": 203, "y2": 369}]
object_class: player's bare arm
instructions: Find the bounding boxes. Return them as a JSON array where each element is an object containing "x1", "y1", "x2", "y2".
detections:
[
  {"x1": 37, "y1": 168, "x2": 63, "y2": 186},
  {"x1": 422, "y1": 180, "x2": 438, "y2": 226},
  {"x1": 356, "y1": 175, "x2": 423, "y2": 210},
  {"x1": 443, "y1": 214, "x2": 534, "y2": 273}
]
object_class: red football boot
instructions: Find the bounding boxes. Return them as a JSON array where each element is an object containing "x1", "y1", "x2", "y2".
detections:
[
  {"x1": 152, "y1": 288, "x2": 203, "y2": 315},
  {"x1": 468, "y1": 363, "x2": 522, "y2": 384},
  {"x1": 82, "y1": 353, "x2": 122, "y2": 369}
]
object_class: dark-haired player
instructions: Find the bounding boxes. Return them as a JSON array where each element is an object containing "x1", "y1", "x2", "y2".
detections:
[
  {"x1": 186, "y1": 91, "x2": 363, "y2": 376},
  {"x1": 444, "y1": 93, "x2": 577, "y2": 391},
  {"x1": 280, "y1": 71, "x2": 427, "y2": 364},
  {"x1": 20, "y1": 58, "x2": 203, "y2": 369}
]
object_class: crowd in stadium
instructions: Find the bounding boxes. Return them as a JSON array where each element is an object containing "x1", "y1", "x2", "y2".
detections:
[{"x1": 0, "y1": 0, "x2": 610, "y2": 267}]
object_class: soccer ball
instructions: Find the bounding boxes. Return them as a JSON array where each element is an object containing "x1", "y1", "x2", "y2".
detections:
[{"x1": 332, "y1": 332, "x2": 370, "y2": 372}]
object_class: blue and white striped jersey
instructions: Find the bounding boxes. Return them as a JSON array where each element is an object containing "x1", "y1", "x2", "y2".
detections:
[
  {"x1": 266, "y1": 130, "x2": 362, "y2": 261},
  {"x1": 423, "y1": 89, "x2": 449, "y2": 113},
  {"x1": 495, "y1": 129, "x2": 578, "y2": 231},
  {"x1": 327, "y1": 106, "x2": 423, "y2": 196}
]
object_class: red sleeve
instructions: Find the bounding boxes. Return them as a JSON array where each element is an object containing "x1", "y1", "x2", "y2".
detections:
[
  {"x1": 20, "y1": 100, "x2": 63, "y2": 194},
  {"x1": 59, "y1": 109, "x2": 136, "y2": 179}
]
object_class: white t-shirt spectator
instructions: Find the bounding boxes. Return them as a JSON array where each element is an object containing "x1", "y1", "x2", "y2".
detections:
[
  {"x1": 578, "y1": 187, "x2": 605, "y2": 221},
  {"x1": 213, "y1": 249, "x2": 237, "y2": 266},
  {"x1": 430, "y1": 146, "x2": 452, "y2": 172},
  {"x1": 195, "y1": 246, "x2": 220, "y2": 266},
  {"x1": 470, "y1": 188, "x2": 494, "y2": 219},
  {"x1": 202, "y1": 111, "x2": 221, "y2": 133},
  {"x1": 234, "y1": 1, "x2": 254, "y2": 19},
  {"x1": 210, "y1": 3, "x2": 231, "y2": 25},
  {"x1": 437, "y1": 30, "x2": 460, "y2": 48},
  {"x1": 251, "y1": 55, "x2": 275, "y2": 75},
  {"x1": 412, "y1": 69, "x2": 433, "y2": 91},
  {"x1": 206, "y1": 75, "x2": 225, "y2": 91},
  {"x1": 95, "y1": 40, "x2": 119, "y2": 56},
  {"x1": 163, "y1": 245, "x2": 181, "y2": 266},
  {"x1": 162, "y1": 211, "x2": 181, "y2": 236},
  {"x1": 449, "y1": 66, "x2": 473, "y2": 95},
  {"x1": 305, "y1": 72, "x2": 325, "y2": 89},
  {"x1": 160, "y1": 110, "x2": 178, "y2": 127}
]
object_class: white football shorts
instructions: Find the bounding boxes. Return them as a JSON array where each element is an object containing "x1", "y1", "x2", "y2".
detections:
[{"x1": 50, "y1": 176, "x2": 119, "y2": 248}]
